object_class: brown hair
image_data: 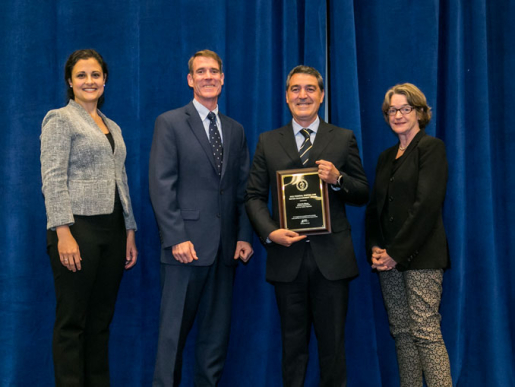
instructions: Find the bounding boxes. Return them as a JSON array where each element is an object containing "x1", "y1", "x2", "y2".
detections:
[
  {"x1": 382, "y1": 83, "x2": 432, "y2": 129},
  {"x1": 65, "y1": 49, "x2": 108, "y2": 108},
  {"x1": 188, "y1": 50, "x2": 223, "y2": 74}
]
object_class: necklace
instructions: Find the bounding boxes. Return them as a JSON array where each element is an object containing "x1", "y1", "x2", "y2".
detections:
[{"x1": 399, "y1": 144, "x2": 408, "y2": 151}]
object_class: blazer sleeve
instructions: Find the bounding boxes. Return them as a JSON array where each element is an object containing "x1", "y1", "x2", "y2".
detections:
[
  {"x1": 387, "y1": 139, "x2": 448, "y2": 266},
  {"x1": 120, "y1": 163, "x2": 137, "y2": 230},
  {"x1": 149, "y1": 113, "x2": 189, "y2": 249},
  {"x1": 336, "y1": 133, "x2": 369, "y2": 206},
  {"x1": 40, "y1": 110, "x2": 75, "y2": 230},
  {"x1": 245, "y1": 134, "x2": 278, "y2": 242},
  {"x1": 365, "y1": 152, "x2": 387, "y2": 260}
]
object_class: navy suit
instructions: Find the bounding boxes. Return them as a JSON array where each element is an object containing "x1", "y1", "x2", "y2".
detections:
[
  {"x1": 149, "y1": 101, "x2": 252, "y2": 386},
  {"x1": 245, "y1": 120, "x2": 368, "y2": 386}
]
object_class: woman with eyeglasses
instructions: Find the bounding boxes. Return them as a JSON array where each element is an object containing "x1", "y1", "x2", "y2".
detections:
[
  {"x1": 41, "y1": 49, "x2": 137, "y2": 386},
  {"x1": 365, "y1": 83, "x2": 452, "y2": 386}
]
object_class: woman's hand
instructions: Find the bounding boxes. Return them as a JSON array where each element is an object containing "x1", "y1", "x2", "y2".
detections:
[
  {"x1": 371, "y1": 246, "x2": 397, "y2": 271},
  {"x1": 125, "y1": 229, "x2": 138, "y2": 269},
  {"x1": 56, "y1": 225, "x2": 82, "y2": 272}
]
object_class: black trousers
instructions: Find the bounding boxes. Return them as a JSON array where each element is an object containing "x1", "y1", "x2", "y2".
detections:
[
  {"x1": 47, "y1": 204, "x2": 126, "y2": 387},
  {"x1": 274, "y1": 244, "x2": 350, "y2": 387}
]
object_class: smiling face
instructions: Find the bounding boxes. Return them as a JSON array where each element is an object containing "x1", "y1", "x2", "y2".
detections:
[
  {"x1": 286, "y1": 73, "x2": 325, "y2": 127},
  {"x1": 187, "y1": 56, "x2": 224, "y2": 110},
  {"x1": 69, "y1": 58, "x2": 106, "y2": 109},
  {"x1": 388, "y1": 93, "x2": 420, "y2": 137}
]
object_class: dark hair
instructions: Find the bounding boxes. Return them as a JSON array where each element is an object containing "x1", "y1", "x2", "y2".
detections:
[
  {"x1": 64, "y1": 49, "x2": 108, "y2": 107},
  {"x1": 382, "y1": 83, "x2": 432, "y2": 129},
  {"x1": 285, "y1": 65, "x2": 324, "y2": 91},
  {"x1": 188, "y1": 50, "x2": 223, "y2": 74}
]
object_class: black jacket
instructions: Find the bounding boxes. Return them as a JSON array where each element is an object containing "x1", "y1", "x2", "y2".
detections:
[
  {"x1": 246, "y1": 120, "x2": 369, "y2": 282},
  {"x1": 365, "y1": 130, "x2": 450, "y2": 270}
]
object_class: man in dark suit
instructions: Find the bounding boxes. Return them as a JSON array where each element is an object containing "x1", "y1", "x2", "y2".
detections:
[
  {"x1": 149, "y1": 50, "x2": 253, "y2": 386},
  {"x1": 245, "y1": 65, "x2": 369, "y2": 386}
]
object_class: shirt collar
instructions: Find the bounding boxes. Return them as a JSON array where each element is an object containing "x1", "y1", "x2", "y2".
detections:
[
  {"x1": 292, "y1": 116, "x2": 320, "y2": 136},
  {"x1": 193, "y1": 98, "x2": 219, "y2": 121}
]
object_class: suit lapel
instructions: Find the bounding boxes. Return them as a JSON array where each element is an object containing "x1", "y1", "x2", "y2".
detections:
[
  {"x1": 185, "y1": 102, "x2": 219, "y2": 174},
  {"x1": 103, "y1": 119, "x2": 118, "y2": 157},
  {"x1": 219, "y1": 113, "x2": 232, "y2": 179},
  {"x1": 276, "y1": 120, "x2": 335, "y2": 169},
  {"x1": 391, "y1": 130, "x2": 425, "y2": 174},
  {"x1": 308, "y1": 120, "x2": 332, "y2": 167},
  {"x1": 375, "y1": 130, "x2": 426, "y2": 214},
  {"x1": 277, "y1": 123, "x2": 303, "y2": 168},
  {"x1": 90, "y1": 109, "x2": 119, "y2": 157}
]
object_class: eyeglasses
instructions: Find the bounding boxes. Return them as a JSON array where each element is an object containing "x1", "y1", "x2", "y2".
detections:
[{"x1": 386, "y1": 105, "x2": 414, "y2": 116}]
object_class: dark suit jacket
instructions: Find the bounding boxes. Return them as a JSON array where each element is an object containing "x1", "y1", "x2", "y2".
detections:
[
  {"x1": 149, "y1": 101, "x2": 252, "y2": 266},
  {"x1": 365, "y1": 130, "x2": 450, "y2": 270},
  {"x1": 245, "y1": 120, "x2": 369, "y2": 282}
]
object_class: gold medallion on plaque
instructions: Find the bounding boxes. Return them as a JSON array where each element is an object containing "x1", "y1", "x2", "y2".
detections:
[{"x1": 276, "y1": 168, "x2": 331, "y2": 235}]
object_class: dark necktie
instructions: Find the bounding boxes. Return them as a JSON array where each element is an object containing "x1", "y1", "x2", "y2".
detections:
[
  {"x1": 299, "y1": 128, "x2": 313, "y2": 166},
  {"x1": 207, "y1": 112, "x2": 223, "y2": 175}
]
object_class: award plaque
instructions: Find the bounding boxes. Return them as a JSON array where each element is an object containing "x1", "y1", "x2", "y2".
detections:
[{"x1": 276, "y1": 167, "x2": 331, "y2": 235}]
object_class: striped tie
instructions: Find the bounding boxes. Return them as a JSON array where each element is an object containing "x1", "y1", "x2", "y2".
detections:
[{"x1": 299, "y1": 128, "x2": 313, "y2": 165}]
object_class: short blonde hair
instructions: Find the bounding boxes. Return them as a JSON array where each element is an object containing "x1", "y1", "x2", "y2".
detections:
[{"x1": 382, "y1": 83, "x2": 432, "y2": 129}]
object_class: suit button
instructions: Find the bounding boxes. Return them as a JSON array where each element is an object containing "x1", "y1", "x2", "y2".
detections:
[
  {"x1": 220, "y1": 190, "x2": 224, "y2": 195},
  {"x1": 389, "y1": 217, "x2": 394, "y2": 222},
  {"x1": 217, "y1": 214, "x2": 221, "y2": 218},
  {"x1": 389, "y1": 196, "x2": 393, "y2": 202},
  {"x1": 389, "y1": 177, "x2": 395, "y2": 182}
]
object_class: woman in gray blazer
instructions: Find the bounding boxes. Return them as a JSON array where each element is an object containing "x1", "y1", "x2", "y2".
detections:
[
  {"x1": 365, "y1": 83, "x2": 452, "y2": 386},
  {"x1": 41, "y1": 49, "x2": 137, "y2": 386}
]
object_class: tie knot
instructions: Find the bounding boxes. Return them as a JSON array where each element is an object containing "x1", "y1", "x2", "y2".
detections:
[
  {"x1": 207, "y1": 112, "x2": 216, "y2": 122},
  {"x1": 301, "y1": 128, "x2": 312, "y2": 139}
]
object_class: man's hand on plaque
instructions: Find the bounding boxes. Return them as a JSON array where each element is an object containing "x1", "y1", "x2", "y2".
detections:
[
  {"x1": 269, "y1": 229, "x2": 307, "y2": 247},
  {"x1": 316, "y1": 160, "x2": 339, "y2": 185}
]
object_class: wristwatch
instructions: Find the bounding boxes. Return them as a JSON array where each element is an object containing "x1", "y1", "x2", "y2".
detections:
[{"x1": 335, "y1": 173, "x2": 343, "y2": 187}]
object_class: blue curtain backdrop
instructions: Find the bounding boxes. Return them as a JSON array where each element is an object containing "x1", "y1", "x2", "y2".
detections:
[{"x1": 0, "y1": 0, "x2": 513, "y2": 386}]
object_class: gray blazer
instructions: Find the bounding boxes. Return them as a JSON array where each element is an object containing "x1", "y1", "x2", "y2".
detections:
[{"x1": 41, "y1": 100, "x2": 137, "y2": 231}]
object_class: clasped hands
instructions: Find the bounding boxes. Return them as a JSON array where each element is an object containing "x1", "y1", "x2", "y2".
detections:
[
  {"x1": 371, "y1": 247, "x2": 397, "y2": 271},
  {"x1": 172, "y1": 240, "x2": 253, "y2": 263}
]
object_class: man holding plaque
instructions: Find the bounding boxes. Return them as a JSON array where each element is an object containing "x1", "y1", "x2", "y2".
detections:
[{"x1": 245, "y1": 65, "x2": 368, "y2": 386}]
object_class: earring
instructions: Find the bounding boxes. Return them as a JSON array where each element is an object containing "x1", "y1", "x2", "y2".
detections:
[
  {"x1": 103, "y1": 84, "x2": 106, "y2": 87},
  {"x1": 69, "y1": 85, "x2": 72, "y2": 88}
]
